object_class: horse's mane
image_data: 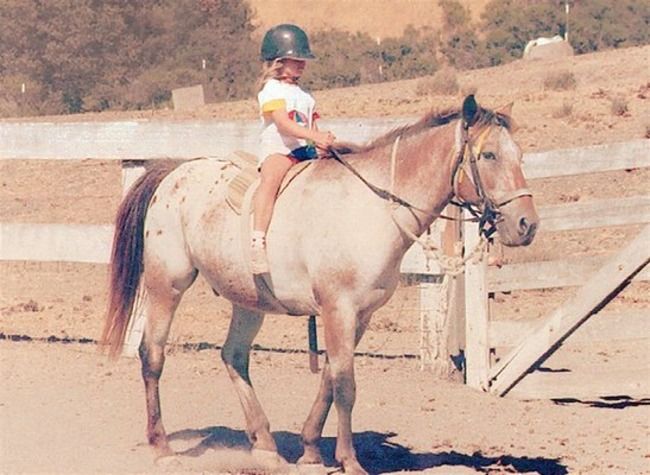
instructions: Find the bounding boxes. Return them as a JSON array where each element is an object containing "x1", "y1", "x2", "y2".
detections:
[{"x1": 332, "y1": 106, "x2": 512, "y2": 155}]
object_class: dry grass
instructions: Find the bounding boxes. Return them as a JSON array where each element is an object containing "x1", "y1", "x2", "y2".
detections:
[
  {"x1": 543, "y1": 70, "x2": 577, "y2": 91},
  {"x1": 552, "y1": 100, "x2": 574, "y2": 119},
  {"x1": 460, "y1": 83, "x2": 478, "y2": 97},
  {"x1": 609, "y1": 96, "x2": 629, "y2": 116},
  {"x1": 415, "y1": 68, "x2": 460, "y2": 96}
]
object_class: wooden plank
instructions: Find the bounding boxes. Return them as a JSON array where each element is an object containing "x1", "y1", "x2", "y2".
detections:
[
  {"x1": 537, "y1": 195, "x2": 650, "y2": 232},
  {"x1": 0, "y1": 221, "x2": 444, "y2": 276},
  {"x1": 488, "y1": 254, "x2": 650, "y2": 291},
  {"x1": 463, "y1": 219, "x2": 490, "y2": 390},
  {"x1": 0, "y1": 118, "x2": 411, "y2": 160},
  {"x1": 507, "y1": 365, "x2": 650, "y2": 400},
  {"x1": 1, "y1": 120, "x2": 646, "y2": 181},
  {"x1": 523, "y1": 139, "x2": 650, "y2": 179},
  {"x1": 489, "y1": 311, "x2": 649, "y2": 348},
  {"x1": 401, "y1": 242, "x2": 443, "y2": 274},
  {"x1": 0, "y1": 223, "x2": 112, "y2": 264},
  {"x1": 489, "y1": 224, "x2": 650, "y2": 396},
  {"x1": 121, "y1": 161, "x2": 147, "y2": 197}
]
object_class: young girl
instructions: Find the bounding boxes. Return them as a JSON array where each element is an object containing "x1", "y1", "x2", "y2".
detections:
[{"x1": 252, "y1": 24, "x2": 336, "y2": 273}]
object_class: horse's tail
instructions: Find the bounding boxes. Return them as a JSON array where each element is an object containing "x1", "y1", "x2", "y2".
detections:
[{"x1": 101, "y1": 161, "x2": 180, "y2": 358}]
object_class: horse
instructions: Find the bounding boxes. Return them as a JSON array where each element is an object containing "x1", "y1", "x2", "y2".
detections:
[{"x1": 101, "y1": 95, "x2": 538, "y2": 475}]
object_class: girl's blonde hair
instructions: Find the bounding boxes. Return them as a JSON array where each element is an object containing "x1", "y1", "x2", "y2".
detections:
[{"x1": 256, "y1": 59, "x2": 284, "y2": 92}]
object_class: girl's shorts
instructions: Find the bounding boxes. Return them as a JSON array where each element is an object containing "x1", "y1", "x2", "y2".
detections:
[{"x1": 289, "y1": 145, "x2": 318, "y2": 162}]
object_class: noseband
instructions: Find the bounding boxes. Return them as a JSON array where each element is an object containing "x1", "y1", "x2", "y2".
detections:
[{"x1": 451, "y1": 122, "x2": 532, "y2": 238}]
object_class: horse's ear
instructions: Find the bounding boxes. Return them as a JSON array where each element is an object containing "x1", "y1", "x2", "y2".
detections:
[
  {"x1": 495, "y1": 101, "x2": 518, "y2": 131},
  {"x1": 496, "y1": 102, "x2": 514, "y2": 117},
  {"x1": 462, "y1": 94, "x2": 479, "y2": 127}
]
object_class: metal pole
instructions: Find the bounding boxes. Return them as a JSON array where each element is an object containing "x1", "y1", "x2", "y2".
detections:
[
  {"x1": 565, "y1": 1, "x2": 570, "y2": 42},
  {"x1": 308, "y1": 315, "x2": 319, "y2": 373}
]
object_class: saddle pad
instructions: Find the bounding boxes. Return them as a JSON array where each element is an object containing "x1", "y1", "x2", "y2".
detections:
[
  {"x1": 226, "y1": 151, "x2": 259, "y2": 214},
  {"x1": 226, "y1": 151, "x2": 313, "y2": 215}
]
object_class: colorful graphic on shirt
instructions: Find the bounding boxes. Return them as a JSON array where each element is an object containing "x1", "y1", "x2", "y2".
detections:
[{"x1": 288, "y1": 110, "x2": 309, "y2": 126}]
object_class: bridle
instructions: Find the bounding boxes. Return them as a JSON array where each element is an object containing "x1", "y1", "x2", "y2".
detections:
[
  {"x1": 450, "y1": 121, "x2": 533, "y2": 238},
  {"x1": 329, "y1": 118, "x2": 532, "y2": 239}
]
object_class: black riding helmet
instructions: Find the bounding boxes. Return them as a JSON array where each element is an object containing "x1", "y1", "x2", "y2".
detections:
[{"x1": 261, "y1": 24, "x2": 315, "y2": 61}]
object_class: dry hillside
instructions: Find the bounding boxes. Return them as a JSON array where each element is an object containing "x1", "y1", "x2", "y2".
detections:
[
  {"x1": 15, "y1": 44, "x2": 649, "y2": 154},
  {"x1": 247, "y1": 0, "x2": 490, "y2": 38}
]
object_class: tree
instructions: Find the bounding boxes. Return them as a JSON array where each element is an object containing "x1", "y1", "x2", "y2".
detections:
[
  {"x1": 0, "y1": 0, "x2": 259, "y2": 116},
  {"x1": 569, "y1": 0, "x2": 650, "y2": 53},
  {"x1": 481, "y1": 0, "x2": 564, "y2": 65},
  {"x1": 439, "y1": 0, "x2": 490, "y2": 69}
]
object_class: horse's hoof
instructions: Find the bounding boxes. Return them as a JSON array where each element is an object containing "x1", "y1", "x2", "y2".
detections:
[
  {"x1": 341, "y1": 460, "x2": 368, "y2": 475},
  {"x1": 251, "y1": 448, "x2": 289, "y2": 471},
  {"x1": 296, "y1": 461, "x2": 328, "y2": 475},
  {"x1": 297, "y1": 447, "x2": 324, "y2": 466},
  {"x1": 153, "y1": 444, "x2": 175, "y2": 460}
]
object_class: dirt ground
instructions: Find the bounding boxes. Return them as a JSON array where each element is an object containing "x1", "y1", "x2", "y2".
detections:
[{"x1": 1, "y1": 45, "x2": 649, "y2": 474}]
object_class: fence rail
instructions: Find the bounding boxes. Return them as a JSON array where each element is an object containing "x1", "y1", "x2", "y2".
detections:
[
  {"x1": 1, "y1": 120, "x2": 648, "y2": 399},
  {"x1": 465, "y1": 139, "x2": 650, "y2": 399},
  {"x1": 489, "y1": 254, "x2": 650, "y2": 292}
]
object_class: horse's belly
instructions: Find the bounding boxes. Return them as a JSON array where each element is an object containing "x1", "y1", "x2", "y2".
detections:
[
  {"x1": 186, "y1": 203, "x2": 320, "y2": 315},
  {"x1": 200, "y1": 261, "x2": 321, "y2": 316}
]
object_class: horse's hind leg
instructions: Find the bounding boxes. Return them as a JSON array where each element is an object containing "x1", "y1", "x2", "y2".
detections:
[
  {"x1": 139, "y1": 260, "x2": 197, "y2": 458},
  {"x1": 221, "y1": 305, "x2": 282, "y2": 463}
]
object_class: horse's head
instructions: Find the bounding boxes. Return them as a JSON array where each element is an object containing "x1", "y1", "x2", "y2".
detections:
[{"x1": 453, "y1": 95, "x2": 539, "y2": 246}]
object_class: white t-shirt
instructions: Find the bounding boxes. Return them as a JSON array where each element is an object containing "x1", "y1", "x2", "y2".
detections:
[{"x1": 257, "y1": 79, "x2": 317, "y2": 161}]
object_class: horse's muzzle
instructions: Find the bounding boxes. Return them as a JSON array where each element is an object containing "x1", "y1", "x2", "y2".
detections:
[
  {"x1": 496, "y1": 200, "x2": 539, "y2": 247},
  {"x1": 517, "y1": 216, "x2": 538, "y2": 245}
]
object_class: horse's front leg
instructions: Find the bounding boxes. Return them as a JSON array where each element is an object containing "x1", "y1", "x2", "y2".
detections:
[
  {"x1": 298, "y1": 357, "x2": 333, "y2": 465},
  {"x1": 221, "y1": 305, "x2": 285, "y2": 467},
  {"x1": 319, "y1": 303, "x2": 368, "y2": 475},
  {"x1": 299, "y1": 310, "x2": 372, "y2": 467}
]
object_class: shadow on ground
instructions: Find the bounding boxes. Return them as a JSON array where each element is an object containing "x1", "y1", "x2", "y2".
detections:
[
  {"x1": 553, "y1": 395, "x2": 650, "y2": 409},
  {"x1": 169, "y1": 426, "x2": 567, "y2": 474}
]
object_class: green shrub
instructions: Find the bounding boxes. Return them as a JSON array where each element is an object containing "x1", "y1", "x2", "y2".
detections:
[
  {"x1": 568, "y1": 0, "x2": 650, "y2": 54},
  {"x1": 439, "y1": 0, "x2": 491, "y2": 69},
  {"x1": 304, "y1": 26, "x2": 438, "y2": 90}
]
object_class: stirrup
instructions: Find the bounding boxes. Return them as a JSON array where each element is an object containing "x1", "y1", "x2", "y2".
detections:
[{"x1": 250, "y1": 243, "x2": 269, "y2": 274}]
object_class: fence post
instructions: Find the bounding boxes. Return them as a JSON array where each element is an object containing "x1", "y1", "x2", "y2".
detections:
[
  {"x1": 121, "y1": 160, "x2": 147, "y2": 197},
  {"x1": 463, "y1": 217, "x2": 490, "y2": 390},
  {"x1": 418, "y1": 208, "x2": 463, "y2": 380}
]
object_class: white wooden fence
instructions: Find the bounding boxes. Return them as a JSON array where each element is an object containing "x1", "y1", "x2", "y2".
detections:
[
  {"x1": 1, "y1": 119, "x2": 648, "y2": 399},
  {"x1": 462, "y1": 139, "x2": 650, "y2": 399}
]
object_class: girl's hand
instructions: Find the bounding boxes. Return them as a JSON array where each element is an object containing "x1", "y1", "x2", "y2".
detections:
[{"x1": 312, "y1": 130, "x2": 336, "y2": 149}]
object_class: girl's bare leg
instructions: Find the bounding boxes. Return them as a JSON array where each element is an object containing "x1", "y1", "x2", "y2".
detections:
[{"x1": 251, "y1": 154, "x2": 293, "y2": 273}]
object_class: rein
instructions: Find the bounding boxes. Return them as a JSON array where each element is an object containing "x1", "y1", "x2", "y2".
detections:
[{"x1": 329, "y1": 141, "x2": 420, "y2": 212}]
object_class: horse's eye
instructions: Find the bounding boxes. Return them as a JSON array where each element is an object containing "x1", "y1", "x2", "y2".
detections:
[{"x1": 481, "y1": 151, "x2": 496, "y2": 160}]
